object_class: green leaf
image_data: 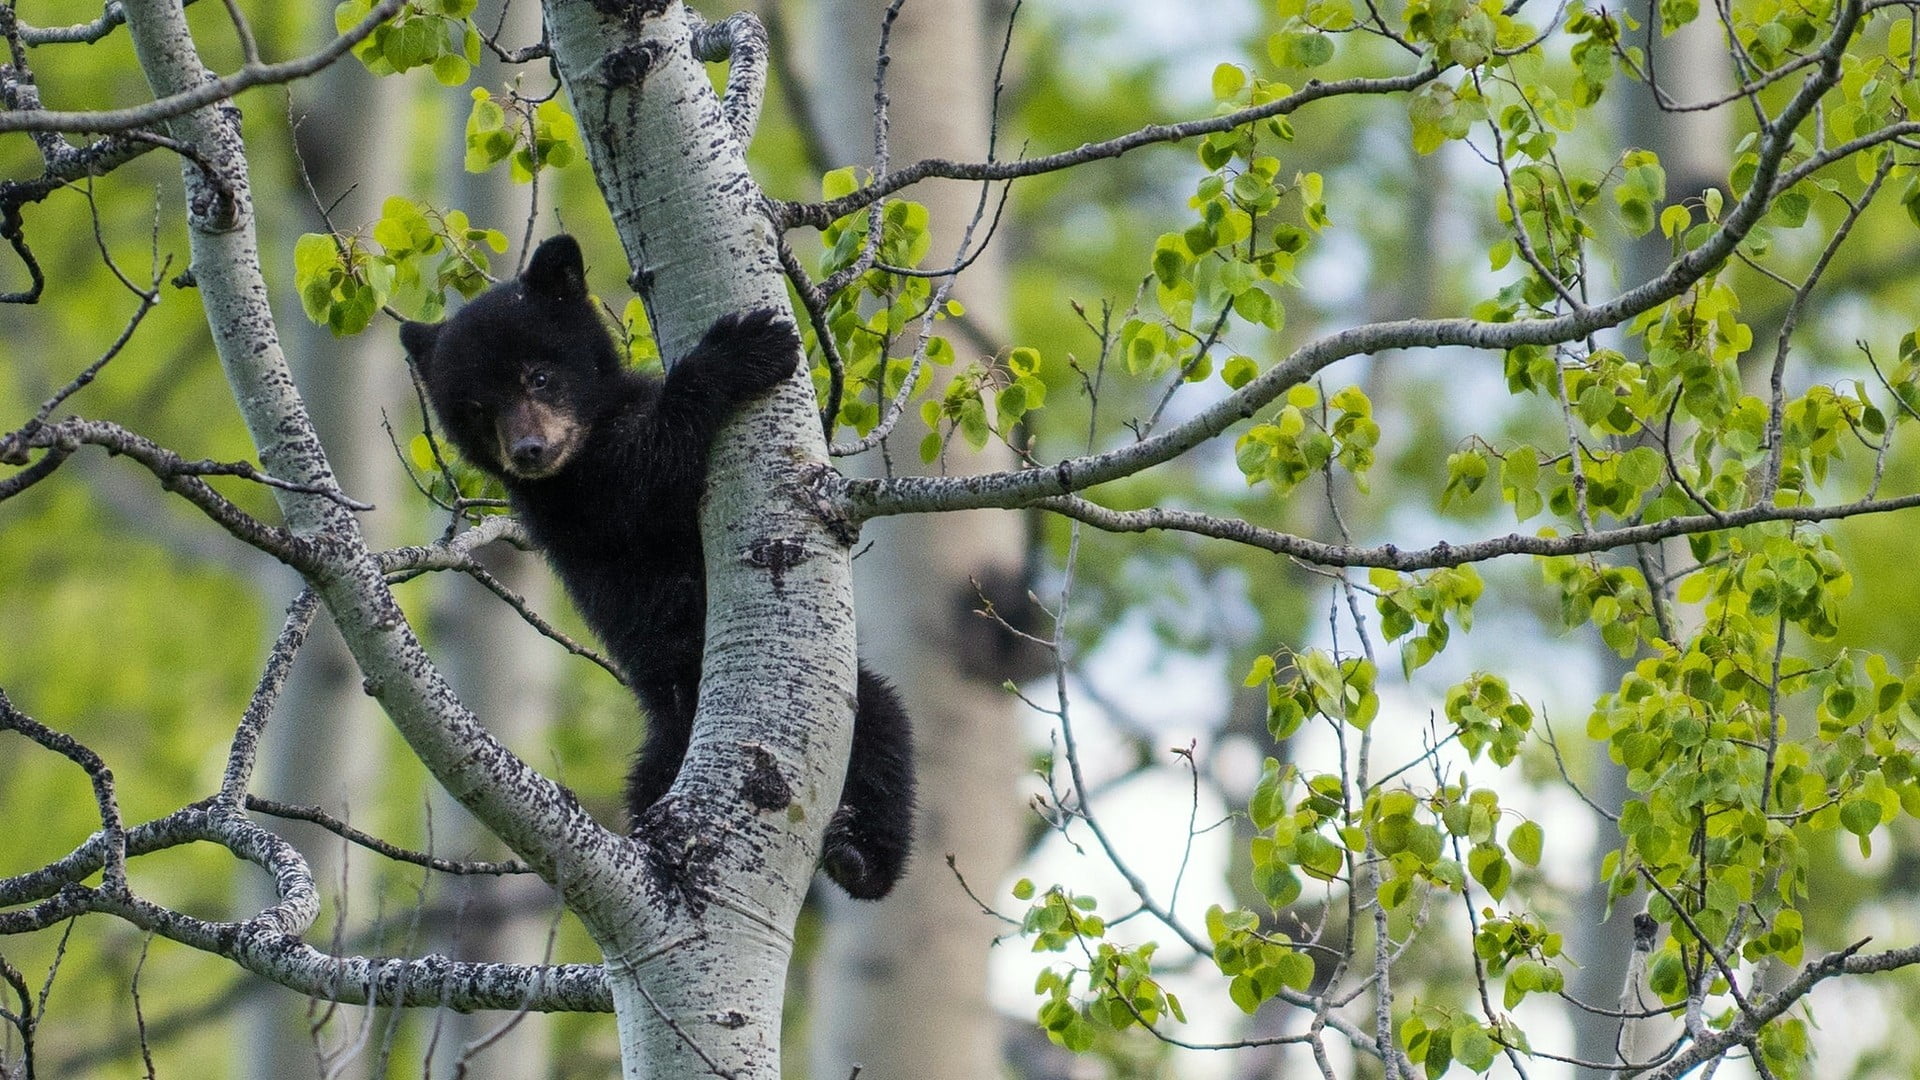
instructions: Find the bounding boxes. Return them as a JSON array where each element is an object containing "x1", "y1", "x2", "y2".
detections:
[
  {"x1": 431, "y1": 53, "x2": 470, "y2": 86},
  {"x1": 1647, "y1": 950, "x2": 1685, "y2": 1000},
  {"x1": 822, "y1": 166, "x2": 860, "y2": 200},
  {"x1": 1840, "y1": 798, "x2": 1881, "y2": 837},
  {"x1": 1212, "y1": 62, "x2": 1248, "y2": 101},
  {"x1": 293, "y1": 233, "x2": 340, "y2": 282},
  {"x1": 996, "y1": 382, "x2": 1028, "y2": 422},
  {"x1": 1903, "y1": 178, "x2": 1920, "y2": 229},
  {"x1": 1277, "y1": 950, "x2": 1314, "y2": 991},
  {"x1": 1452, "y1": 1024, "x2": 1497, "y2": 1073},
  {"x1": 1509, "y1": 820, "x2": 1543, "y2": 866}
]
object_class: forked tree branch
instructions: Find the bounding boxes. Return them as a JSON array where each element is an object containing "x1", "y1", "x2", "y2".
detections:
[
  {"x1": 689, "y1": 10, "x2": 768, "y2": 148},
  {"x1": 0, "y1": 417, "x2": 329, "y2": 568},
  {"x1": 0, "y1": 683, "x2": 600, "y2": 1012},
  {"x1": 830, "y1": 0, "x2": 1857, "y2": 523},
  {"x1": 0, "y1": 0, "x2": 405, "y2": 134}
]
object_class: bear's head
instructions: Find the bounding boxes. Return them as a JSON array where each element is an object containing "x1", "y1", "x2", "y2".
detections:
[{"x1": 400, "y1": 235, "x2": 622, "y2": 481}]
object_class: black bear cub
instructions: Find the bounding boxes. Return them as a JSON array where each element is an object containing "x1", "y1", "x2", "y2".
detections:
[{"x1": 400, "y1": 234, "x2": 914, "y2": 899}]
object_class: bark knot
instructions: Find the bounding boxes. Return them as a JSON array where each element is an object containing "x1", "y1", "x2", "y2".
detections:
[
  {"x1": 742, "y1": 536, "x2": 806, "y2": 591},
  {"x1": 739, "y1": 744, "x2": 793, "y2": 813},
  {"x1": 634, "y1": 795, "x2": 717, "y2": 916},
  {"x1": 600, "y1": 41, "x2": 662, "y2": 88}
]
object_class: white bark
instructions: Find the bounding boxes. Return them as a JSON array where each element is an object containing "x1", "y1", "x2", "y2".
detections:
[
  {"x1": 92, "y1": 1, "x2": 862, "y2": 1072},
  {"x1": 7, "y1": 0, "x2": 1896, "y2": 1075},
  {"x1": 118, "y1": 0, "x2": 637, "y2": 991},
  {"x1": 542, "y1": 2, "x2": 856, "y2": 1075}
]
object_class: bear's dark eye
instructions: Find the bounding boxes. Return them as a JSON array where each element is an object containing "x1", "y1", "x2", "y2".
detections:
[
  {"x1": 462, "y1": 400, "x2": 485, "y2": 418},
  {"x1": 528, "y1": 370, "x2": 551, "y2": 390}
]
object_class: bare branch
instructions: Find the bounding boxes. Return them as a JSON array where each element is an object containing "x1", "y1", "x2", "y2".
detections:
[
  {"x1": 1025, "y1": 488, "x2": 1920, "y2": 570},
  {"x1": 1047, "y1": 522, "x2": 1211, "y2": 958},
  {"x1": 219, "y1": 590, "x2": 323, "y2": 801},
  {"x1": 375, "y1": 513, "x2": 534, "y2": 575},
  {"x1": 0, "y1": 793, "x2": 602, "y2": 1011},
  {"x1": 0, "y1": 418, "x2": 330, "y2": 569},
  {"x1": 776, "y1": 239, "x2": 847, "y2": 441},
  {"x1": 459, "y1": 561, "x2": 629, "y2": 683},
  {"x1": 374, "y1": 516, "x2": 626, "y2": 681},
  {"x1": 0, "y1": 690, "x2": 129, "y2": 896},
  {"x1": 1760, "y1": 153, "x2": 1893, "y2": 499},
  {"x1": 1644, "y1": 939, "x2": 1910, "y2": 1079},
  {"x1": 243, "y1": 798, "x2": 537, "y2": 877},
  {"x1": 5, "y1": 276, "x2": 159, "y2": 440},
  {"x1": 776, "y1": 67, "x2": 1442, "y2": 230},
  {"x1": 478, "y1": 0, "x2": 549, "y2": 64},
  {"x1": 0, "y1": 0, "x2": 405, "y2": 134}
]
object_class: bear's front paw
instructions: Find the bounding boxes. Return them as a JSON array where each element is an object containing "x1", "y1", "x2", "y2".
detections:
[{"x1": 703, "y1": 308, "x2": 801, "y2": 393}]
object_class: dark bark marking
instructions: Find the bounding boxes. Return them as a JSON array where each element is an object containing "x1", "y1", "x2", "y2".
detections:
[
  {"x1": 740, "y1": 744, "x2": 792, "y2": 813},
  {"x1": 601, "y1": 41, "x2": 661, "y2": 88},
  {"x1": 634, "y1": 796, "x2": 717, "y2": 917},
  {"x1": 586, "y1": 0, "x2": 659, "y2": 24},
  {"x1": 742, "y1": 536, "x2": 805, "y2": 592}
]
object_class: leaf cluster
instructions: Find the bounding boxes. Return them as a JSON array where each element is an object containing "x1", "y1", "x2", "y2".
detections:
[{"x1": 293, "y1": 197, "x2": 508, "y2": 334}]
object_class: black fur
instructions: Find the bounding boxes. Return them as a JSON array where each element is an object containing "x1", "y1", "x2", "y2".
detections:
[{"x1": 401, "y1": 234, "x2": 914, "y2": 899}]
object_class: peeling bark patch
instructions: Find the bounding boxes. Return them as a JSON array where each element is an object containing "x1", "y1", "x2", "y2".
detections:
[
  {"x1": 601, "y1": 41, "x2": 661, "y2": 88},
  {"x1": 634, "y1": 797, "x2": 716, "y2": 916},
  {"x1": 742, "y1": 536, "x2": 805, "y2": 592},
  {"x1": 712, "y1": 1010, "x2": 748, "y2": 1030},
  {"x1": 740, "y1": 744, "x2": 792, "y2": 813}
]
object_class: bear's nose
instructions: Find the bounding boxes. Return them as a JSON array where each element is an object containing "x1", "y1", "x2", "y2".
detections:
[{"x1": 510, "y1": 436, "x2": 549, "y2": 471}]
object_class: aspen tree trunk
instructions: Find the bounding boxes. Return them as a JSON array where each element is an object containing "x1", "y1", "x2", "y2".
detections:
[
  {"x1": 107, "y1": 0, "x2": 872, "y2": 1074},
  {"x1": 542, "y1": 3, "x2": 860, "y2": 1076},
  {"x1": 802, "y1": 3, "x2": 1028, "y2": 1077}
]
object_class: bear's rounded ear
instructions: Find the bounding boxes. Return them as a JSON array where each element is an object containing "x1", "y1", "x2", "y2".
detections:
[
  {"x1": 524, "y1": 235, "x2": 587, "y2": 302},
  {"x1": 400, "y1": 320, "x2": 442, "y2": 369}
]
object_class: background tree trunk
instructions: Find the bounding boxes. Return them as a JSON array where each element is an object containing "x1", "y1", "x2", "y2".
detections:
[
  {"x1": 1569, "y1": 17, "x2": 1730, "y2": 1073},
  {"x1": 418, "y1": 1, "x2": 565, "y2": 1073},
  {"x1": 237, "y1": 39, "x2": 416, "y2": 1080},
  {"x1": 801, "y1": 2, "x2": 1029, "y2": 1077}
]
